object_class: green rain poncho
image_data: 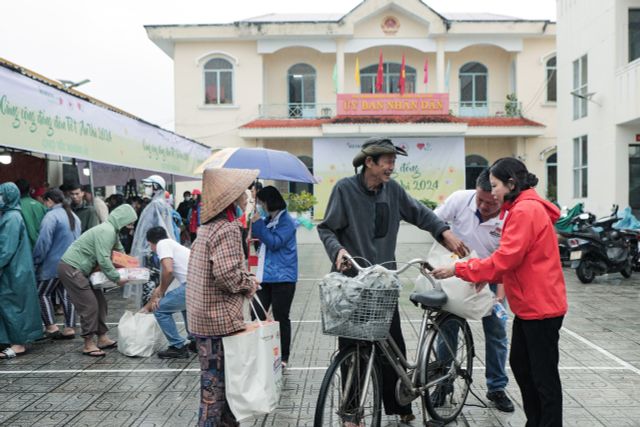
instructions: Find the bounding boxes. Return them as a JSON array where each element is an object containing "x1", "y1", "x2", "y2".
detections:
[{"x1": 0, "y1": 182, "x2": 42, "y2": 344}]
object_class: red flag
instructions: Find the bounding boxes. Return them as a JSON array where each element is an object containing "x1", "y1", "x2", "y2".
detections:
[
  {"x1": 423, "y1": 58, "x2": 429, "y2": 84},
  {"x1": 376, "y1": 50, "x2": 384, "y2": 93},
  {"x1": 399, "y1": 54, "x2": 406, "y2": 95}
]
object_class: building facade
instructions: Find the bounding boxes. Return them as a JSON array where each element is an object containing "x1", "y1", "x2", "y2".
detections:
[
  {"x1": 557, "y1": 0, "x2": 640, "y2": 216},
  {"x1": 147, "y1": 0, "x2": 558, "y2": 216}
]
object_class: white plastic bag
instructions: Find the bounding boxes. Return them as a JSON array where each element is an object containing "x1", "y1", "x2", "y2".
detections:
[
  {"x1": 223, "y1": 298, "x2": 282, "y2": 420},
  {"x1": 90, "y1": 268, "x2": 150, "y2": 289},
  {"x1": 417, "y1": 243, "x2": 494, "y2": 320},
  {"x1": 117, "y1": 311, "x2": 167, "y2": 357}
]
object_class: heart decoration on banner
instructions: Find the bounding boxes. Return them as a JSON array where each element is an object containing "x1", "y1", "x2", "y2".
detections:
[{"x1": 417, "y1": 143, "x2": 425, "y2": 150}]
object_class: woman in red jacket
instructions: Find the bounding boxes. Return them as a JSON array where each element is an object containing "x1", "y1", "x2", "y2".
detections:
[{"x1": 432, "y1": 157, "x2": 567, "y2": 427}]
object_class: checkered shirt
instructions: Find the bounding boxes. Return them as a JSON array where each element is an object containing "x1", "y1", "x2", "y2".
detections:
[{"x1": 186, "y1": 218, "x2": 254, "y2": 336}]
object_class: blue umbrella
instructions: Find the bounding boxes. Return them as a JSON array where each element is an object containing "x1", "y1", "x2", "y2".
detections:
[{"x1": 195, "y1": 147, "x2": 317, "y2": 184}]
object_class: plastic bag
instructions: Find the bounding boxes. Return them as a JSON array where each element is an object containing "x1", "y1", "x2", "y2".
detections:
[
  {"x1": 117, "y1": 311, "x2": 167, "y2": 357},
  {"x1": 418, "y1": 243, "x2": 494, "y2": 320}
]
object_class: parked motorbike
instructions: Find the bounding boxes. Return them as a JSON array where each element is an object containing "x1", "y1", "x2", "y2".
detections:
[{"x1": 558, "y1": 205, "x2": 634, "y2": 283}]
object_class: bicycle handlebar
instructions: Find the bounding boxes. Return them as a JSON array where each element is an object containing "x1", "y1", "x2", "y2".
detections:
[{"x1": 341, "y1": 254, "x2": 440, "y2": 289}]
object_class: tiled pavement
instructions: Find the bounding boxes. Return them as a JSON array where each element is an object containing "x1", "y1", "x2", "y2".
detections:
[{"x1": 1, "y1": 242, "x2": 640, "y2": 426}]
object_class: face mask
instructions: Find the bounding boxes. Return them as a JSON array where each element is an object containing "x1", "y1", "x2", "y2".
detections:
[
  {"x1": 185, "y1": 196, "x2": 191, "y2": 201},
  {"x1": 235, "y1": 205, "x2": 244, "y2": 219},
  {"x1": 257, "y1": 205, "x2": 268, "y2": 218},
  {"x1": 144, "y1": 186, "x2": 154, "y2": 197},
  {"x1": 0, "y1": 194, "x2": 4, "y2": 208}
]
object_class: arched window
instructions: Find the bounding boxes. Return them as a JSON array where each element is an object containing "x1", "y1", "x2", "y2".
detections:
[
  {"x1": 204, "y1": 58, "x2": 233, "y2": 105},
  {"x1": 288, "y1": 64, "x2": 316, "y2": 118},
  {"x1": 465, "y1": 154, "x2": 489, "y2": 190},
  {"x1": 546, "y1": 152, "x2": 557, "y2": 201},
  {"x1": 360, "y1": 63, "x2": 416, "y2": 94},
  {"x1": 459, "y1": 62, "x2": 488, "y2": 116},
  {"x1": 546, "y1": 57, "x2": 557, "y2": 102}
]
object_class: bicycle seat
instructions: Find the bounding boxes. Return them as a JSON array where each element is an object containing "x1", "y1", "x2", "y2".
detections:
[{"x1": 410, "y1": 289, "x2": 447, "y2": 309}]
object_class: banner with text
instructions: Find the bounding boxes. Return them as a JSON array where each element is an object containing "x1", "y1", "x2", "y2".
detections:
[
  {"x1": 0, "y1": 66, "x2": 210, "y2": 178},
  {"x1": 337, "y1": 93, "x2": 449, "y2": 116},
  {"x1": 313, "y1": 137, "x2": 465, "y2": 219}
]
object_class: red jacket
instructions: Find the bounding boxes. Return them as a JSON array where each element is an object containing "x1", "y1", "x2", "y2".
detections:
[{"x1": 454, "y1": 189, "x2": 567, "y2": 320}]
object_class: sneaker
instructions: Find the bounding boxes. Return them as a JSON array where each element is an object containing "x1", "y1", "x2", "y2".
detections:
[
  {"x1": 430, "y1": 383, "x2": 453, "y2": 408},
  {"x1": 399, "y1": 413, "x2": 416, "y2": 423},
  {"x1": 486, "y1": 390, "x2": 515, "y2": 412},
  {"x1": 157, "y1": 345, "x2": 189, "y2": 359}
]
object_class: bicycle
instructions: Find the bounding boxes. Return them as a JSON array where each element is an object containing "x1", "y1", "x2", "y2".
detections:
[{"x1": 314, "y1": 255, "x2": 475, "y2": 427}]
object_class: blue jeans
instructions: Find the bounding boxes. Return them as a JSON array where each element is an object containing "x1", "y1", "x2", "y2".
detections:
[
  {"x1": 436, "y1": 284, "x2": 509, "y2": 392},
  {"x1": 483, "y1": 285, "x2": 509, "y2": 392},
  {"x1": 154, "y1": 283, "x2": 189, "y2": 348}
]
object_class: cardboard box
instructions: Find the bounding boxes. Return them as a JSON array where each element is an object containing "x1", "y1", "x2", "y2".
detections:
[{"x1": 111, "y1": 251, "x2": 140, "y2": 268}]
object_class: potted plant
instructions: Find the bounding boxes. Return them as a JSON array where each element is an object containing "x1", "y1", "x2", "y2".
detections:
[{"x1": 285, "y1": 191, "x2": 317, "y2": 230}]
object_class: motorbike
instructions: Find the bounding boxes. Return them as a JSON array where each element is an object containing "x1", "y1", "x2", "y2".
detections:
[{"x1": 558, "y1": 205, "x2": 634, "y2": 283}]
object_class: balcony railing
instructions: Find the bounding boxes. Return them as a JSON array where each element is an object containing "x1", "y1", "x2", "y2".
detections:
[{"x1": 258, "y1": 101, "x2": 523, "y2": 119}]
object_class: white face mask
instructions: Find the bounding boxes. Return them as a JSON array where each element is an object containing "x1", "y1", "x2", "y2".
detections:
[{"x1": 144, "y1": 186, "x2": 154, "y2": 197}]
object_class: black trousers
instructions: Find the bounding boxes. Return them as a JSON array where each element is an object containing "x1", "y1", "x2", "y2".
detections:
[
  {"x1": 254, "y1": 282, "x2": 296, "y2": 362},
  {"x1": 510, "y1": 316, "x2": 564, "y2": 427},
  {"x1": 339, "y1": 306, "x2": 411, "y2": 416}
]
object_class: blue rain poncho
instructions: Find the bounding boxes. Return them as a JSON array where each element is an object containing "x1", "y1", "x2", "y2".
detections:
[
  {"x1": 130, "y1": 190, "x2": 178, "y2": 260},
  {"x1": 0, "y1": 183, "x2": 42, "y2": 344}
]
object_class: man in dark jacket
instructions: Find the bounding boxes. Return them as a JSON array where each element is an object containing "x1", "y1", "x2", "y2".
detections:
[
  {"x1": 318, "y1": 137, "x2": 468, "y2": 422},
  {"x1": 67, "y1": 182, "x2": 100, "y2": 233}
]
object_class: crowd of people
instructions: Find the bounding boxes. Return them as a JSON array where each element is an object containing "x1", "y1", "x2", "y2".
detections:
[{"x1": 0, "y1": 136, "x2": 567, "y2": 426}]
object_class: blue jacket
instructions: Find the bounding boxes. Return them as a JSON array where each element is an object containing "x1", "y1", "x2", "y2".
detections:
[
  {"x1": 252, "y1": 210, "x2": 298, "y2": 283},
  {"x1": 33, "y1": 204, "x2": 81, "y2": 280}
]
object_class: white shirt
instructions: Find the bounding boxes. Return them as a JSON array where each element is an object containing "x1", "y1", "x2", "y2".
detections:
[
  {"x1": 155, "y1": 239, "x2": 190, "y2": 285},
  {"x1": 434, "y1": 190, "x2": 505, "y2": 259}
]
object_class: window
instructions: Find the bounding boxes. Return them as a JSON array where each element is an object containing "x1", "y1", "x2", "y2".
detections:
[
  {"x1": 573, "y1": 136, "x2": 588, "y2": 198},
  {"x1": 629, "y1": 146, "x2": 640, "y2": 209},
  {"x1": 359, "y1": 63, "x2": 416, "y2": 94},
  {"x1": 459, "y1": 62, "x2": 488, "y2": 116},
  {"x1": 204, "y1": 58, "x2": 233, "y2": 105},
  {"x1": 630, "y1": 9, "x2": 640, "y2": 62},
  {"x1": 465, "y1": 154, "x2": 489, "y2": 190},
  {"x1": 546, "y1": 152, "x2": 557, "y2": 201},
  {"x1": 572, "y1": 55, "x2": 588, "y2": 119},
  {"x1": 546, "y1": 57, "x2": 557, "y2": 102},
  {"x1": 288, "y1": 64, "x2": 316, "y2": 118}
]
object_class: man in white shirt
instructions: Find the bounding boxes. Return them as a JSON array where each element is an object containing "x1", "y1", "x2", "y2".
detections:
[
  {"x1": 146, "y1": 226, "x2": 193, "y2": 359},
  {"x1": 433, "y1": 168, "x2": 514, "y2": 412}
]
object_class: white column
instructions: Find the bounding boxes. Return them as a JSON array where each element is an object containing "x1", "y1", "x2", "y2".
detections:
[
  {"x1": 336, "y1": 39, "x2": 345, "y2": 93},
  {"x1": 436, "y1": 38, "x2": 445, "y2": 93}
]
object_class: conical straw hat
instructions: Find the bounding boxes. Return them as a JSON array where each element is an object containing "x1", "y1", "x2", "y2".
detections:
[{"x1": 201, "y1": 168, "x2": 259, "y2": 224}]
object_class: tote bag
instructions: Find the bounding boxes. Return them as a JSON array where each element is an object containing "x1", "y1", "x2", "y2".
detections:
[
  {"x1": 223, "y1": 297, "x2": 283, "y2": 420},
  {"x1": 117, "y1": 311, "x2": 167, "y2": 357},
  {"x1": 415, "y1": 243, "x2": 494, "y2": 320}
]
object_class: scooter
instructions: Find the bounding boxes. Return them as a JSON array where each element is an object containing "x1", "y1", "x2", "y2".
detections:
[{"x1": 558, "y1": 205, "x2": 633, "y2": 283}]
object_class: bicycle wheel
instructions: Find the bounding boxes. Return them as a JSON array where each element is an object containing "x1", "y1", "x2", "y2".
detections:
[
  {"x1": 419, "y1": 313, "x2": 474, "y2": 423},
  {"x1": 314, "y1": 344, "x2": 382, "y2": 427}
]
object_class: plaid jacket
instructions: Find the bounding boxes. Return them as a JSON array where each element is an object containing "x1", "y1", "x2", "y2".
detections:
[{"x1": 186, "y1": 217, "x2": 254, "y2": 336}]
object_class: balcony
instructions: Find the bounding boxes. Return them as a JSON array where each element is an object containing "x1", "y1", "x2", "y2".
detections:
[
  {"x1": 615, "y1": 59, "x2": 640, "y2": 125},
  {"x1": 258, "y1": 101, "x2": 523, "y2": 119}
]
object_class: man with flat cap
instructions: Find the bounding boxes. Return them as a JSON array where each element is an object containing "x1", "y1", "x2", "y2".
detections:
[{"x1": 318, "y1": 137, "x2": 468, "y2": 423}]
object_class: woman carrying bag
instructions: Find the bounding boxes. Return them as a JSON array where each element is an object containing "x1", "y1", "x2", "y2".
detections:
[
  {"x1": 186, "y1": 168, "x2": 260, "y2": 427},
  {"x1": 250, "y1": 186, "x2": 298, "y2": 368}
]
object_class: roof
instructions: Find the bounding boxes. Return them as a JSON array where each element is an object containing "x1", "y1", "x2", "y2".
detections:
[
  {"x1": 240, "y1": 13, "x2": 344, "y2": 23},
  {"x1": 443, "y1": 13, "x2": 524, "y2": 21},
  {"x1": 240, "y1": 116, "x2": 545, "y2": 128}
]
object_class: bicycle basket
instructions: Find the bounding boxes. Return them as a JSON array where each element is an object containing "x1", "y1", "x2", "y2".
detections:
[{"x1": 319, "y1": 282, "x2": 400, "y2": 341}]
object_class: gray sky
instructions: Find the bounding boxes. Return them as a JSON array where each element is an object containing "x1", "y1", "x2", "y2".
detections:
[{"x1": 0, "y1": 0, "x2": 555, "y2": 132}]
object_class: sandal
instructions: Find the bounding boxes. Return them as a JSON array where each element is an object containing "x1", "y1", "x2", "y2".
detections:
[
  {"x1": 53, "y1": 333, "x2": 76, "y2": 340},
  {"x1": 45, "y1": 330, "x2": 62, "y2": 339},
  {"x1": 97, "y1": 341, "x2": 117, "y2": 350},
  {"x1": 82, "y1": 349, "x2": 106, "y2": 357},
  {"x1": 0, "y1": 348, "x2": 27, "y2": 359}
]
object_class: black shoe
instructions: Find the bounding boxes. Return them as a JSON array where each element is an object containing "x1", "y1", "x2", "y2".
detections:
[
  {"x1": 157, "y1": 345, "x2": 189, "y2": 359},
  {"x1": 486, "y1": 390, "x2": 515, "y2": 412},
  {"x1": 430, "y1": 383, "x2": 453, "y2": 408},
  {"x1": 187, "y1": 340, "x2": 197, "y2": 353}
]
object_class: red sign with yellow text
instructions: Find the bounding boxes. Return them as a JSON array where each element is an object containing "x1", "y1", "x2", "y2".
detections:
[{"x1": 337, "y1": 93, "x2": 449, "y2": 116}]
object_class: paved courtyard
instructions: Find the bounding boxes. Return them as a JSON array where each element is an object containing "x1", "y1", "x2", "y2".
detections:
[{"x1": 1, "y1": 241, "x2": 640, "y2": 426}]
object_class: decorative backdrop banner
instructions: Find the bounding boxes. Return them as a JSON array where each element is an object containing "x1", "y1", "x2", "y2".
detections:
[
  {"x1": 313, "y1": 137, "x2": 465, "y2": 219},
  {"x1": 0, "y1": 65, "x2": 210, "y2": 178}
]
